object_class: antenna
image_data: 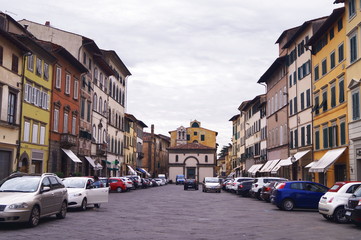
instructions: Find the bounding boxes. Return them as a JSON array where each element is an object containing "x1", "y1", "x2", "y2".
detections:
[{"x1": 5, "y1": 10, "x2": 17, "y2": 16}]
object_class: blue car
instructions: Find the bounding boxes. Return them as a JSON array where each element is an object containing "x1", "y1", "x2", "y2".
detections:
[
  {"x1": 176, "y1": 175, "x2": 185, "y2": 185},
  {"x1": 271, "y1": 181, "x2": 329, "y2": 211}
]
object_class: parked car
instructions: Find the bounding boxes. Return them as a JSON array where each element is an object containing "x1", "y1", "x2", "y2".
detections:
[
  {"x1": 125, "y1": 175, "x2": 141, "y2": 189},
  {"x1": 271, "y1": 181, "x2": 328, "y2": 211},
  {"x1": 260, "y1": 180, "x2": 287, "y2": 202},
  {"x1": 230, "y1": 177, "x2": 254, "y2": 193},
  {"x1": 148, "y1": 178, "x2": 157, "y2": 187},
  {"x1": 108, "y1": 177, "x2": 127, "y2": 193},
  {"x1": 236, "y1": 180, "x2": 254, "y2": 197},
  {"x1": 251, "y1": 177, "x2": 288, "y2": 200},
  {"x1": 318, "y1": 181, "x2": 361, "y2": 223},
  {"x1": 176, "y1": 175, "x2": 185, "y2": 185},
  {"x1": 202, "y1": 177, "x2": 221, "y2": 193},
  {"x1": 0, "y1": 172, "x2": 68, "y2": 227},
  {"x1": 62, "y1": 177, "x2": 109, "y2": 210},
  {"x1": 99, "y1": 177, "x2": 109, "y2": 187},
  {"x1": 225, "y1": 179, "x2": 234, "y2": 192},
  {"x1": 155, "y1": 178, "x2": 164, "y2": 186},
  {"x1": 184, "y1": 179, "x2": 198, "y2": 190},
  {"x1": 120, "y1": 177, "x2": 134, "y2": 190},
  {"x1": 222, "y1": 179, "x2": 231, "y2": 190},
  {"x1": 345, "y1": 185, "x2": 361, "y2": 226}
]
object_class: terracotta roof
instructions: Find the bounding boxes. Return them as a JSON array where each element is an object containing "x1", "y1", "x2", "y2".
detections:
[{"x1": 168, "y1": 142, "x2": 216, "y2": 150}]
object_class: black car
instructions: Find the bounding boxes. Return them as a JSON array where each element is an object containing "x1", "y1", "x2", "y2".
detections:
[
  {"x1": 345, "y1": 185, "x2": 361, "y2": 226},
  {"x1": 184, "y1": 179, "x2": 198, "y2": 190},
  {"x1": 236, "y1": 180, "x2": 253, "y2": 197}
]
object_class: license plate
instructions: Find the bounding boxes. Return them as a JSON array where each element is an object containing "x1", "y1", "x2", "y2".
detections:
[{"x1": 345, "y1": 211, "x2": 351, "y2": 216}]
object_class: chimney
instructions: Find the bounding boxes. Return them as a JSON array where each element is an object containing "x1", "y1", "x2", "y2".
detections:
[
  {"x1": 45, "y1": 21, "x2": 50, "y2": 26},
  {"x1": 151, "y1": 124, "x2": 154, "y2": 135}
]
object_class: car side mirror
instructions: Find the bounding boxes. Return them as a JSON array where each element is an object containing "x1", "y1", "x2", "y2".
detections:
[{"x1": 41, "y1": 186, "x2": 51, "y2": 193}]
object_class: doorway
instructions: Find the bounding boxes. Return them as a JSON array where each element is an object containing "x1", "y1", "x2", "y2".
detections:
[
  {"x1": 0, "y1": 150, "x2": 11, "y2": 180},
  {"x1": 187, "y1": 167, "x2": 196, "y2": 179}
]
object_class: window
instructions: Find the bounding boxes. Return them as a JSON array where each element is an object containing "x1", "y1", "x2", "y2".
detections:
[
  {"x1": 36, "y1": 58, "x2": 42, "y2": 76},
  {"x1": 65, "y1": 74, "x2": 71, "y2": 94},
  {"x1": 306, "y1": 125, "x2": 311, "y2": 145},
  {"x1": 315, "y1": 96, "x2": 320, "y2": 115},
  {"x1": 339, "y1": 79, "x2": 345, "y2": 103},
  {"x1": 32, "y1": 123, "x2": 38, "y2": 143},
  {"x1": 54, "y1": 109, "x2": 59, "y2": 132},
  {"x1": 323, "y1": 126, "x2": 329, "y2": 149},
  {"x1": 294, "y1": 129, "x2": 298, "y2": 148},
  {"x1": 43, "y1": 62, "x2": 49, "y2": 80},
  {"x1": 87, "y1": 101, "x2": 91, "y2": 122},
  {"x1": 89, "y1": 59, "x2": 92, "y2": 70},
  {"x1": 289, "y1": 75, "x2": 293, "y2": 87},
  {"x1": 63, "y1": 112, "x2": 68, "y2": 134},
  {"x1": 329, "y1": 124, "x2": 338, "y2": 148},
  {"x1": 293, "y1": 71, "x2": 297, "y2": 85},
  {"x1": 322, "y1": 90, "x2": 328, "y2": 111},
  {"x1": 350, "y1": 33, "x2": 358, "y2": 63},
  {"x1": 93, "y1": 93, "x2": 97, "y2": 111},
  {"x1": 330, "y1": 51, "x2": 335, "y2": 69},
  {"x1": 24, "y1": 121, "x2": 30, "y2": 142},
  {"x1": 55, "y1": 67, "x2": 61, "y2": 89},
  {"x1": 340, "y1": 121, "x2": 346, "y2": 145},
  {"x1": 7, "y1": 92, "x2": 16, "y2": 124},
  {"x1": 40, "y1": 125, "x2": 45, "y2": 145},
  {"x1": 331, "y1": 85, "x2": 336, "y2": 108},
  {"x1": 301, "y1": 92, "x2": 305, "y2": 110},
  {"x1": 83, "y1": 52, "x2": 87, "y2": 65},
  {"x1": 99, "y1": 97, "x2": 103, "y2": 113},
  {"x1": 338, "y1": 19, "x2": 343, "y2": 31},
  {"x1": 201, "y1": 135, "x2": 205, "y2": 141},
  {"x1": 315, "y1": 129, "x2": 320, "y2": 150},
  {"x1": 306, "y1": 89, "x2": 311, "y2": 107},
  {"x1": 41, "y1": 91, "x2": 49, "y2": 110},
  {"x1": 72, "y1": 116, "x2": 76, "y2": 135},
  {"x1": 294, "y1": 96, "x2": 298, "y2": 114},
  {"x1": 27, "y1": 55, "x2": 34, "y2": 71},
  {"x1": 12, "y1": 54, "x2": 18, "y2": 73},
  {"x1": 301, "y1": 126, "x2": 305, "y2": 147},
  {"x1": 290, "y1": 99, "x2": 293, "y2": 115},
  {"x1": 349, "y1": 0, "x2": 356, "y2": 18},
  {"x1": 338, "y1": 43, "x2": 344, "y2": 62},
  {"x1": 94, "y1": 68, "x2": 98, "y2": 83},
  {"x1": 352, "y1": 91, "x2": 360, "y2": 120},
  {"x1": 329, "y1": 28, "x2": 334, "y2": 40},
  {"x1": 74, "y1": 80, "x2": 79, "y2": 99},
  {"x1": 290, "y1": 130, "x2": 294, "y2": 149},
  {"x1": 314, "y1": 65, "x2": 319, "y2": 81},
  {"x1": 322, "y1": 59, "x2": 327, "y2": 75}
]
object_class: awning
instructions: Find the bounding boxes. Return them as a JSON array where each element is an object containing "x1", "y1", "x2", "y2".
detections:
[
  {"x1": 136, "y1": 167, "x2": 146, "y2": 174},
  {"x1": 127, "y1": 165, "x2": 137, "y2": 175},
  {"x1": 85, "y1": 156, "x2": 96, "y2": 167},
  {"x1": 247, "y1": 164, "x2": 263, "y2": 175},
  {"x1": 309, "y1": 147, "x2": 346, "y2": 173},
  {"x1": 62, "y1": 148, "x2": 82, "y2": 163},
  {"x1": 270, "y1": 150, "x2": 310, "y2": 174},
  {"x1": 260, "y1": 159, "x2": 280, "y2": 173},
  {"x1": 305, "y1": 161, "x2": 316, "y2": 168},
  {"x1": 141, "y1": 168, "x2": 151, "y2": 177}
]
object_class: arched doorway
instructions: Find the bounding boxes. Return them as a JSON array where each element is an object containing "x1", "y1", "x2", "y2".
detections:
[
  {"x1": 184, "y1": 157, "x2": 199, "y2": 180},
  {"x1": 19, "y1": 152, "x2": 30, "y2": 173}
]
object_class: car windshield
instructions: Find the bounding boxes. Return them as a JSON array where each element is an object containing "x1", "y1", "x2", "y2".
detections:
[
  {"x1": 205, "y1": 178, "x2": 219, "y2": 183},
  {"x1": 0, "y1": 176, "x2": 40, "y2": 192},
  {"x1": 63, "y1": 178, "x2": 87, "y2": 188}
]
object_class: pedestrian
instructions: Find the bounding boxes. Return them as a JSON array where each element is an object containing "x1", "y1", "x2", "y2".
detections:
[{"x1": 93, "y1": 175, "x2": 103, "y2": 188}]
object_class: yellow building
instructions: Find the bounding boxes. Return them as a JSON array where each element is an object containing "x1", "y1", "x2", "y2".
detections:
[
  {"x1": 335, "y1": 0, "x2": 361, "y2": 181},
  {"x1": 169, "y1": 120, "x2": 217, "y2": 148},
  {"x1": 15, "y1": 35, "x2": 56, "y2": 174},
  {"x1": 307, "y1": 7, "x2": 348, "y2": 187}
]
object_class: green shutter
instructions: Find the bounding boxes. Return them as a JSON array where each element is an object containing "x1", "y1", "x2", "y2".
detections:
[
  {"x1": 340, "y1": 122, "x2": 346, "y2": 145},
  {"x1": 315, "y1": 131, "x2": 320, "y2": 150}
]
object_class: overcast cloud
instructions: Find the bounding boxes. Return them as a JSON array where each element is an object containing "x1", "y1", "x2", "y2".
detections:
[{"x1": 2, "y1": 0, "x2": 339, "y2": 151}]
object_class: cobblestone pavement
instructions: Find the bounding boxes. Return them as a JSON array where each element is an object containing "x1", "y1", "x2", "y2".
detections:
[{"x1": 0, "y1": 184, "x2": 360, "y2": 240}]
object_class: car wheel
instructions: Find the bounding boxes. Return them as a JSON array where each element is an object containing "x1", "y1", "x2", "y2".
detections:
[
  {"x1": 81, "y1": 198, "x2": 87, "y2": 211},
  {"x1": 116, "y1": 187, "x2": 122, "y2": 193},
  {"x1": 333, "y1": 207, "x2": 349, "y2": 223},
  {"x1": 56, "y1": 201, "x2": 67, "y2": 219},
  {"x1": 28, "y1": 206, "x2": 40, "y2": 227},
  {"x1": 282, "y1": 199, "x2": 294, "y2": 211}
]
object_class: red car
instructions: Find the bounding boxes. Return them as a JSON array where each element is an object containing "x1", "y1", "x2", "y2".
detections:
[{"x1": 108, "y1": 177, "x2": 127, "y2": 193}]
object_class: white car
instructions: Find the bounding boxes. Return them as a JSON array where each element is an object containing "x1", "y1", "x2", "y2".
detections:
[
  {"x1": 62, "y1": 177, "x2": 109, "y2": 210},
  {"x1": 202, "y1": 177, "x2": 221, "y2": 193},
  {"x1": 230, "y1": 177, "x2": 254, "y2": 193},
  {"x1": 120, "y1": 177, "x2": 135, "y2": 190},
  {"x1": 154, "y1": 178, "x2": 164, "y2": 186},
  {"x1": 318, "y1": 181, "x2": 361, "y2": 223},
  {"x1": 250, "y1": 177, "x2": 288, "y2": 199}
]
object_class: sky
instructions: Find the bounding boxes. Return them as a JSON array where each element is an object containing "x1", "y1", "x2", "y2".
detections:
[{"x1": 2, "y1": 0, "x2": 341, "y2": 152}]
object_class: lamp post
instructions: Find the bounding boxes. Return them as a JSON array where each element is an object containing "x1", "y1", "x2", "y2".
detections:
[{"x1": 290, "y1": 155, "x2": 297, "y2": 180}]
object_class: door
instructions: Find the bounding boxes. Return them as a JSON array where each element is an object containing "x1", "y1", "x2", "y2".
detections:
[
  {"x1": 39, "y1": 177, "x2": 56, "y2": 215},
  {"x1": 0, "y1": 151, "x2": 11, "y2": 180},
  {"x1": 187, "y1": 167, "x2": 196, "y2": 179}
]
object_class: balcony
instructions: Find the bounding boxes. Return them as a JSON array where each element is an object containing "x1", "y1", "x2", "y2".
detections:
[
  {"x1": 60, "y1": 133, "x2": 77, "y2": 148},
  {"x1": 96, "y1": 143, "x2": 107, "y2": 156}
]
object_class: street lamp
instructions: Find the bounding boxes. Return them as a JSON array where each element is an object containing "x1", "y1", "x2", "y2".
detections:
[{"x1": 290, "y1": 155, "x2": 297, "y2": 180}]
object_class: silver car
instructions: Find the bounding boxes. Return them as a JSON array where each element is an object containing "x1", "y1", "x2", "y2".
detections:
[{"x1": 0, "y1": 172, "x2": 68, "y2": 227}]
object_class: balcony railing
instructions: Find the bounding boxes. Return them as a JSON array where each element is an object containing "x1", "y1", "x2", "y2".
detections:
[{"x1": 60, "y1": 133, "x2": 77, "y2": 148}]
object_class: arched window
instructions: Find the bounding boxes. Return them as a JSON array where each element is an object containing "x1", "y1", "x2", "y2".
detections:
[
  {"x1": 118, "y1": 115, "x2": 121, "y2": 129},
  {"x1": 99, "y1": 73, "x2": 103, "y2": 90},
  {"x1": 115, "y1": 139, "x2": 118, "y2": 154},
  {"x1": 109, "y1": 80, "x2": 112, "y2": 96},
  {"x1": 103, "y1": 130, "x2": 107, "y2": 143},
  {"x1": 280, "y1": 125, "x2": 283, "y2": 145},
  {"x1": 111, "y1": 137, "x2": 114, "y2": 153},
  {"x1": 279, "y1": 89, "x2": 283, "y2": 107},
  {"x1": 94, "y1": 68, "x2": 98, "y2": 82},
  {"x1": 98, "y1": 127, "x2": 102, "y2": 143},
  {"x1": 93, "y1": 93, "x2": 97, "y2": 111},
  {"x1": 118, "y1": 139, "x2": 121, "y2": 155},
  {"x1": 115, "y1": 113, "x2": 118, "y2": 127},
  {"x1": 104, "y1": 100, "x2": 107, "y2": 114},
  {"x1": 115, "y1": 86, "x2": 118, "y2": 101},
  {"x1": 175, "y1": 155, "x2": 179, "y2": 162},
  {"x1": 283, "y1": 86, "x2": 287, "y2": 105},
  {"x1": 205, "y1": 155, "x2": 208, "y2": 162},
  {"x1": 104, "y1": 77, "x2": 108, "y2": 93},
  {"x1": 119, "y1": 90, "x2": 122, "y2": 103},
  {"x1": 112, "y1": 83, "x2": 115, "y2": 98},
  {"x1": 275, "y1": 93, "x2": 278, "y2": 111},
  {"x1": 99, "y1": 97, "x2": 102, "y2": 113}
]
